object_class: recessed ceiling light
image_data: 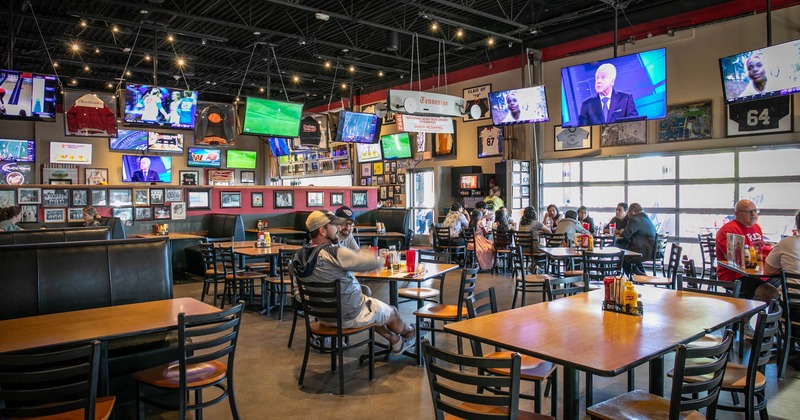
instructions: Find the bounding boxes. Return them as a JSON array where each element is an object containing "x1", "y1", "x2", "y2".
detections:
[{"x1": 253, "y1": 31, "x2": 261, "y2": 36}]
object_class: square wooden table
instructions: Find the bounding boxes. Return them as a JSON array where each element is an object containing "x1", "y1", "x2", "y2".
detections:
[
  {"x1": 539, "y1": 246, "x2": 641, "y2": 276},
  {"x1": 718, "y1": 260, "x2": 766, "y2": 277},
  {"x1": 352, "y1": 231, "x2": 406, "y2": 247},
  {"x1": 355, "y1": 263, "x2": 460, "y2": 307},
  {"x1": 444, "y1": 287, "x2": 765, "y2": 420}
]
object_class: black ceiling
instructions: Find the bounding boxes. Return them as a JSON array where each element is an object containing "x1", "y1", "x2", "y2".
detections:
[{"x1": 1, "y1": 0, "x2": 739, "y2": 107}]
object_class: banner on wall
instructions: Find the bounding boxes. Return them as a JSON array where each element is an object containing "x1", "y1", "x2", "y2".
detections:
[
  {"x1": 0, "y1": 162, "x2": 33, "y2": 184},
  {"x1": 395, "y1": 114, "x2": 454, "y2": 133},
  {"x1": 49, "y1": 142, "x2": 93, "y2": 165}
]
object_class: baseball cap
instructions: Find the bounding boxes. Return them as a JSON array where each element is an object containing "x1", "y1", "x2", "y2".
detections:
[
  {"x1": 305, "y1": 210, "x2": 347, "y2": 232},
  {"x1": 335, "y1": 206, "x2": 356, "y2": 222}
]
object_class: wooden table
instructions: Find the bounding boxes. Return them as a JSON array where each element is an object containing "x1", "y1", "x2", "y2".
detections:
[
  {"x1": 445, "y1": 287, "x2": 765, "y2": 420},
  {"x1": 718, "y1": 260, "x2": 765, "y2": 277},
  {"x1": 217, "y1": 240, "x2": 301, "y2": 276},
  {"x1": 539, "y1": 246, "x2": 641, "y2": 276},
  {"x1": 244, "y1": 227, "x2": 306, "y2": 236},
  {"x1": 354, "y1": 224, "x2": 378, "y2": 232},
  {"x1": 355, "y1": 263, "x2": 459, "y2": 307},
  {"x1": 353, "y1": 231, "x2": 406, "y2": 247},
  {"x1": 135, "y1": 233, "x2": 205, "y2": 240}
]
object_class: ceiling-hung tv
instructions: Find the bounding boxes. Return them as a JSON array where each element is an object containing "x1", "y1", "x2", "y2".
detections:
[
  {"x1": 0, "y1": 69, "x2": 57, "y2": 121},
  {"x1": 123, "y1": 84, "x2": 198, "y2": 129},
  {"x1": 560, "y1": 48, "x2": 666, "y2": 127},
  {"x1": 488, "y1": 86, "x2": 550, "y2": 126},
  {"x1": 241, "y1": 97, "x2": 303, "y2": 137},
  {"x1": 335, "y1": 110, "x2": 381, "y2": 143},
  {"x1": 719, "y1": 39, "x2": 800, "y2": 104}
]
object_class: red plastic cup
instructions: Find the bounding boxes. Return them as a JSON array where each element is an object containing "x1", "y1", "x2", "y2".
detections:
[
  {"x1": 603, "y1": 276, "x2": 615, "y2": 302},
  {"x1": 405, "y1": 249, "x2": 416, "y2": 272},
  {"x1": 609, "y1": 223, "x2": 616, "y2": 235},
  {"x1": 582, "y1": 222, "x2": 590, "y2": 231}
]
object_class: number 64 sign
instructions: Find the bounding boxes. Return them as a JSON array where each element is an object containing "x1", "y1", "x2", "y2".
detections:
[{"x1": 726, "y1": 96, "x2": 793, "y2": 137}]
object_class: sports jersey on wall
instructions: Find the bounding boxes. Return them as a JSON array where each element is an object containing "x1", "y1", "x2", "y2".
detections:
[
  {"x1": 63, "y1": 91, "x2": 117, "y2": 137},
  {"x1": 477, "y1": 125, "x2": 503, "y2": 158},
  {"x1": 727, "y1": 95, "x2": 792, "y2": 136},
  {"x1": 195, "y1": 102, "x2": 235, "y2": 146}
]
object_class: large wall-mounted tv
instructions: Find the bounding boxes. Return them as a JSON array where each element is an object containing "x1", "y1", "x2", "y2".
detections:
[
  {"x1": 356, "y1": 143, "x2": 383, "y2": 162},
  {"x1": 335, "y1": 111, "x2": 381, "y2": 143},
  {"x1": 226, "y1": 149, "x2": 257, "y2": 169},
  {"x1": 720, "y1": 39, "x2": 800, "y2": 104},
  {"x1": 110, "y1": 129, "x2": 149, "y2": 152},
  {"x1": 380, "y1": 132, "x2": 412, "y2": 160},
  {"x1": 560, "y1": 48, "x2": 666, "y2": 127},
  {"x1": 147, "y1": 132, "x2": 184, "y2": 153},
  {"x1": 241, "y1": 97, "x2": 303, "y2": 137},
  {"x1": 121, "y1": 155, "x2": 172, "y2": 183},
  {"x1": 268, "y1": 137, "x2": 291, "y2": 157},
  {"x1": 0, "y1": 139, "x2": 35, "y2": 162},
  {"x1": 123, "y1": 84, "x2": 198, "y2": 129},
  {"x1": 187, "y1": 147, "x2": 221, "y2": 168},
  {"x1": 489, "y1": 86, "x2": 550, "y2": 126},
  {"x1": 0, "y1": 69, "x2": 57, "y2": 121}
]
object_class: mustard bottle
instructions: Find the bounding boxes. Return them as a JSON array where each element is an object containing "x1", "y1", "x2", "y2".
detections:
[
  {"x1": 748, "y1": 245, "x2": 758, "y2": 268},
  {"x1": 588, "y1": 234, "x2": 594, "y2": 251},
  {"x1": 622, "y1": 281, "x2": 638, "y2": 309},
  {"x1": 264, "y1": 231, "x2": 272, "y2": 247}
]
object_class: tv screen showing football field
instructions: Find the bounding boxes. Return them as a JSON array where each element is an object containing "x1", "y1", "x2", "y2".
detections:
[{"x1": 241, "y1": 97, "x2": 303, "y2": 138}]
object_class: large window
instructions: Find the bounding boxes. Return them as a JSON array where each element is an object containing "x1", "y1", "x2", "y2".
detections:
[{"x1": 539, "y1": 146, "x2": 798, "y2": 241}]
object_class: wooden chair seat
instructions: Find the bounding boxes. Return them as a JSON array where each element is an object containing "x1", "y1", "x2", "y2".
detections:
[
  {"x1": 414, "y1": 303, "x2": 468, "y2": 319},
  {"x1": 586, "y1": 389, "x2": 706, "y2": 420},
  {"x1": 226, "y1": 271, "x2": 268, "y2": 281},
  {"x1": 674, "y1": 360, "x2": 767, "y2": 390},
  {"x1": 26, "y1": 396, "x2": 116, "y2": 420},
  {"x1": 484, "y1": 352, "x2": 557, "y2": 381},
  {"x1": 245, "y1": 262, "x2": 271, "y2": 270},
  {"x1": 309, "y1": 321, "x2": 375, "y2": 336},
  {"x1": 265, "y1": 277, "x2": 292, "y2": 285},
  {"x1": 563, "y1": 270, "x2": 583, "y2": 277},
  {"x1": 687, "y1": 334, "x2": 722, "y2": 348},
  {"x1": 133, "y1": 360, "x2": 227, "y2": 388},
  {"x1": 633, "y1": 274, "x2": 673, "y2": 286},
  {"x1": 398, "y1": 287, "x2": 441, "y2": 300},
  {"x1": 443, "y1": 402, "x2": 553, "y2": 420}
]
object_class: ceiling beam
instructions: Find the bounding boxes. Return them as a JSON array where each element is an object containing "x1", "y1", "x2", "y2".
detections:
[{"x1": 422, "y1": 0, "x2": 530, "y2": 30}]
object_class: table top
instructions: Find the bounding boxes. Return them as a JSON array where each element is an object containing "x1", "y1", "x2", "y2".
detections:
[
  {"x1": 354, "y1": 225, "x2": 378, "y2": 231},
  {"x1": 355, "y1": 263, "x2": 459, "y2": 283},
  {"x1": 0, "y1": 298, "x2": 220, "y2": 354},
  {"x1": 445, "y1": 287, "x2": 764, "y2": 376},
  {"x1": 135, "y1": 233, "x2": 205, "y2": 240},
  {"x1": 352, "y1": 231, "x2": 406, "y2": 238},
  {"x1": 216, "y1": 240, "x2": 301, "y2": 256},
  {"x1": 244, "y1": 227, "x2": 306, "y2": 235},
  {"x1": 717, "y1": 260, "x2": 766, "y2": 277},
  {"x1": 539, "y1": 246, "x2": 642, "y2": 258}
]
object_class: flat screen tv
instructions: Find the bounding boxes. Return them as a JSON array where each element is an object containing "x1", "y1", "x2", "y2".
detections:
[
  {"x1": 335, "y1": 110, "x2": 381, "y2": 143},
  {"x1": 560, "y1": 48, "x2": 666, "y2": 127},
  {"x1": 241, "y1": 97, "x2": 303, "y2": 137},
  {"x1": 110, "y1": 129, "x2": 149, "y2": 151},
  {"x1": 0, "y1": 69, "x2": 58, "y2": 121},
  {"x1": 226, "y1": 149, "x2": 257, "y2": 169},
  {"x1": 356, "y1": 143, "x2": 383, "y2": 162},
  {"x1": 380, "y1": 132, "x2": 412, "y2": 160},
  {"x1": 50, "y1": 142, "x2": 92, "y2": 165},
  {"x1": 121, "y1": 155, "x2": 172, "y2": 183},
  {"x1": 719, "y1": 39, "x2": 800, "y2": 104},
  {"x1": 0, "y1": 139, "x2": 35, "y2": 162},
  {"x1": 459, "y1": 174, "x2": 481, "y2": 190},
  {"x1": 268, "y1": 137, "x2": 291, "y2": 157},
  {"x1": 489, "y1": 86, "x2": 550, "y2": 125},
  {"x1": 122, "y1": 84, "x2": 198, "y2": 129},
  {"x1": 187, "y1": 147, "x2": 221, "y2": 168},
  {"x1": 147, "y1": 131, "x2": 184, "y2": 153}
]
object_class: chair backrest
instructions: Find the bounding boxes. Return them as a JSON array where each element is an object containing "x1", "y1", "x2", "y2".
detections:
[
  {"x1": 423, "y1": 340, "x2": 523, "y2": 420},
  {"x1": 513, "y1": 230, "x2": 536, "y2": 256},
  {"x1": 782, "y1": 272, "x2": 800, "y2": 335},
  {"x1": 663, "y1": 243, "x2": 683, "y2": 286},
  {"x1": 218, "y1": 246, "x2": 238, "y2": 277},
  {"x1": 596, "y1": 234, "x2": 615, "y2": 248},
  {"x1": 582, "y1": 250, "x2": 624, "y2": 284},
  {"x1": 655, "y1": 234, "x2": 669, "y2": 260},
  {"x1": 542, "y1": 232, "x2": 565, "y2": 248},
  {"x1": 510, "y1": 244, "x2": 526, "y2": 276},
  {"x1": 681, "y1": 256, "x2": 698, "y2": 278},
  {"x1": 296, "y1": 278, "x2": 349, "y2": 333},
  {"x1": 545, "y1": 275, "x2": 588, "y2": 301},
  {"x1": 744, "y1": 301, "x2": 782, "y2": 389},
  {"x1": 462, "y1": 228, "x2": 477, "y2": 265},
  {"x1": 418, "y1": 249, "x2": 451, "y2": 264},
  {"x1": 668, "y1": 330, "x2": 734, "y2": 418},
  {"x1": 200, "y1": 242, "x2": 218, "y2": 274},
  {"x1": 493, "y1": 229, "x2": 514, "y2": 251},
  {"x1": 677, "y1": 275, "x2": 742, "y2": 298},
  {"x1": 455, "y1": 266, "x2": 480, "y2": 321},
  {"x1": 279, "y1": 248, "x2": 295, "y2": 282},
  {"x1": 697, "y1": 233, "x2": 716, "y2": 278},
  {"x1": 466, "y1": 287, "x2": 497, "y2": 319},
  {"x1": 434, "y1": 226, "x2": 454, "y2": 242},
  {"x1": 0, "y1": 341, "x2": 102, "y2": 419}
]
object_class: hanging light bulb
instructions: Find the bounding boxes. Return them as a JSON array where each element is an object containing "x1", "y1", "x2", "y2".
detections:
[
  {"x1": 348, "y1": 65, "x2": 355, "y2": 73},
  {"x1": 487, "y1": 37, "x2": 495, "y2": 46},
  {"x1": 259, "y1": 87, "x2": 265, "y2": 93},
  {"x1": 378, "y1": 70, "x2": 384, "y2": 77},
  {"x1": 107, "y1": 82, "x2": 113, "y2": 89},
  {"x1": 84, "y1": 65, "x2": 90, "y2": 71},
  {"x1": 431, "y1": 22, "x2": 438, "y2": 31},
  {"x1": 126, "y1": 71, "x2": 132, "y2": 76},
  {"x1": 177, "y1": 58, "x2": 185, "y2": 66},
  {"x1": 167, "y1": 34, "x2": 174, "y2": 42},
  {"x1": 80, "y1": 20, "x2": 87, "y2": 28},
  {"x1": 456, "y1": 28, "x2": 464, "y2": 38},
  {"x1": 112, "y1": 26, "x2": 119, "y2": 33},
  {"x1": 292, "y1": 75, "x2": 300, "y2": 83},
  {"x1": 52, "y1": 62, "x2": 59, "y2": 68},
  {"x1": 341, "y1": 83, "x2": 347, "y2": 89},
  {"x1": 144, "y1": 54, "x2": 151, "y2": 61},
  {"x1": 324, "y1": 61, "x2": 331, "y2": 69},
  {"x1": 71, "y1": 43, "x2": 80, "y2": 51}
]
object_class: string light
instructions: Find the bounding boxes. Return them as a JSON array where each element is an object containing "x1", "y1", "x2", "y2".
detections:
[
  {"x1": 83, "y1": 65, "x2": 90, "y2": 71},
  {"x1": 52, "y1": 62, "x2": 59, "y2": 68},
  {"x1": 126, "y1": 71, "x2": 132, "y2": 76},
  {"x1": 177, "y1": 58, "x2": 185, "y2": 66},
  {"x1": 80, "y1": 20, "x2": 87, "y2": 27},
  {"x1": 487, "y1": 37, "x2": 495, "y2": 46},
  {"x1": 144, "y1": 54, "x2": 151, "y2": 61},
  {"x1": 71, "y1": 43, "x2": 80, "y2": 51},
  {"x1": 107, "y1": 82, "x2": 113, "y2": 88},
  {"x1": 456, "y1": 28, "x2": 464, "y2": 38},
  {"x1": 431, "y1": 22, "x2": 438, "y2": 31},
  {"x1": 348, "y1": 65, "x2": 355, "y2": 73},
  {"x1": 94, "y1": 47, "x2": 100, "y2": 54},
  {"x1": 167, "y1": 34, "x2": 174, "y2": 42},
  {"x1": 341, "y1": 83, "x2": 347, "y2": 89},
  {"x1": 378, "y1": 70, "x2": 384, "y2": 77},
  {"x1": 324, "y1": 61, "x2": 331, "y2": 69},
  {"x1": 112, "y1": 26, "x2": 119, "y2": 33},
  {"x1": 259, "y1": 87, "x2": 265, "y2": 93},
  {"x1": 292, "y1": 75, "x2": 300, "y2": 83}
]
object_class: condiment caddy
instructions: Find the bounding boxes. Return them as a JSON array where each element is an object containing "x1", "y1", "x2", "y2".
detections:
[{"x1": 602, "y1": 275, "x2": 643, "y2": 316}]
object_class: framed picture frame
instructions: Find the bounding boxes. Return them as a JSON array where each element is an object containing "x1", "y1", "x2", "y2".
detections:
[
  {"x1": 521, "y1": 161, "x2": 530, "y2": 172},
  {"x1": 477, "y1": 125, "x2": 503, "y2": 158},
  {"x1": 554, "y1": 125, "x2": 593, "y2": 151},
  {"x1": 240, "y1": 170, "x2": 255, "y2": 183},
  {"x1": 0, "y1": 190, "x2": 15, "y2": 207},
  {"x1": 180, "y1": 170, "x2": 200, "y2": 186},
  {"x1": 153, "y1": 205, "x2": 171, "y2": 220},
  {"x1": 376, "y1": 176, "x2": 384, "y2": 184},
  {"x1": 398, "y1": 174, "x2": 405, "y2": 184},
  {"x1": 726, "y1": 96, "x2": 793, "y2": 137},
  {"x1": 42, "y1": 165, "x2": 78, "y2": 185},
  {"x1": 108, "y1": 189, "x2": 133, "y2": 207},
  {"x1": 49, "y1": 179, "x2": 72, "y2": 185},
  {"x1": 70, "y1": 189, "x2": 89, "y2": 207},
  {"x1": 43, "y1": 208, "x2": 65, "y2": 223},
  {"x1": 373, "y1": 162, "x2": 383, "y2": 176},
  {"x1": 134, "y1": 207, "x2": 152, "y2": 221},
  {"x1": 170, "y1": 202, "x2": 186, "y2": 220},
  {"x1": 360, "y1": 178, "x2": 370, "y2": 186},
  {"x1": 274, "y1": 191, "x2": 294, "y2": 209},
  {"x1": 330, "y1": 192, "x2": 344, "y2": 206},
  {"x1": 208, "y1": 169, "x2": 235, "y2": 186},
  {"x1": 658, "y1": 101, "x2": 713, "y2": 142},
  {"x1": 41, "y1": 188, "x2": 69, "y2": 207},
  {"x1": 18, "y1": 187, "x2": 41, "y2": 204},
  {"x1": 389, "y1": 161, "x2": 397, "y2": 173},
  {"x1": 149, "y1": 188, "x2": 165, "y2": 205},
  {"x1": 91, "y1": 189, "x2": 107, "y2": 206},
  {"x1": 220, "y1": 191, "x2": 241, "y2": 208},
  {"x1": 351, "y1": 190, "x2": 368, "y2": 208},
  {"x1": 111, "y1": 207, "x2": 133, "y2": 226},
  {"x1": 20, "y1": 204, "x2": 38, "y2": 222},
  {"x1": 432, "y1": 129, "x2": 457, "y2": 157},
  {"x1": 84, "y1": 168, "x2": 108, "y2": 185},
  {"x1": 393, "y1": 185, "x2": 402, "y2": 194},
  {"x1": 387, "y1": 188, "x2": 394, "y2": 199},
  {"x1": 165, "y1": 188, "x2": 183, "y2": 202},
  {"x1": 67, "y1": 207, "x2": 84, "y2": 222},
  {"x1": 186, "y1": 188, "x2": 211, "y2": 210},
  {"x1": 133, "y1": 188, "x2": 150, "y2": 206},
  {"x1": 600, "y1": 121, "x2": 647, "y2": 147},
  {"x1": 379, "y1": 186, "x2": 387, "y2": 200},
  {"x1": 390, "y1": 174, "x2": 397, "y2": 184},
  {"x1": 463, "y1": 84, "x2": 492, "y2": 122},
  {"x1": 361, "y1": 163, "x2": 372, "y2": 177},
  {"x1": 307, "y1": 191, "x2": 324, "y2": 207},
  {"x1": 251, "y1": 192, "x2": 264, "y2": 208}
]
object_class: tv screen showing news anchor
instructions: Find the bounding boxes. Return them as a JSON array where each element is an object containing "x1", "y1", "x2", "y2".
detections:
[{"x1": 560, "y1": 48, "x2": 666, "y2": 127}]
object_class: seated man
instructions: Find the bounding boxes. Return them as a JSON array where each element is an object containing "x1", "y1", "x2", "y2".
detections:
[
  {"x1": 604, "y1": 202, "x2": 628, "y2": 234},
  {"x1": 335, "y1": 206, "x2": 359, "y2": 252},
  {"x1": 441, "y1": 203, "x2": 470, "y2": 253},
  {"x1": 292, "y1": 210, "x2": 416, "y2": 356},
  {"x1": 617, "y1": 203, "x2": 656, "y2": 275}
]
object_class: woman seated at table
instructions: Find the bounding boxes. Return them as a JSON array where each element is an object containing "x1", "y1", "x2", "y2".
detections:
[
  {"x1": 494, "y1": 207, "x2": 512, "y2": 231},
  {"x1": 519, "y1": 206, "x2": 551, "y2": 243},
  {"x1": 577, "y1": 206, "x2": 595, "y2": 233},
  {"x1": 542, "y1": 204, "x2": 563, "y2": 230},
  {"x1": 473, "y1": 211, "x2": 495, "y2": 271},
  {"x1": 616, "y1": 203, "x2": 656, "y2": 274},
  {"x1": 82, "y1": 205, "x2": 101, "y2": 227},
  {"x1": 554, "y1": 210, "x2": 590, "y2": 244},
  {"x1": 0, "y1": 206, "x2": 24, "y2": 231}
]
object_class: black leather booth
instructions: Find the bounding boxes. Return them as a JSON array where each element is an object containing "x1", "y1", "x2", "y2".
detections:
[
  {"x1": 185, "y1": 214, "x2": 245, "y2": 277},
  {"x1": 0, "y1": 226, "x2": 111, "y2": 245},
  {"x1": 97, "y1": 216, "x2": 126, "y2": 239},
  {"x1": 371, "y1": 208, "x2": 412, "y2": 249}
]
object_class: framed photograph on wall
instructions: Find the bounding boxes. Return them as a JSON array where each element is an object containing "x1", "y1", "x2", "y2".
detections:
[
  {"x1": 186, "y1": 188, "x2": 211, "y2": 210},
  {"x1": 41, "y1": 189, "x2": 69, "y2": 207},
  {"x1": 240, "y1": 171, "x2": 255, "y2": 183},
  {"x1": 111, "y1": 207, "x2": 133, "y2": 226},
  {"x1": 351, "y1": 190, "x2": 368, "y2": 208},
  {"x1": 165, "y1": 188, "x2": 183, "y2": 202},
  {"x1": 0, "y1": 190, "x2": 15, "y2": 207},
  {"x1": 180, "y1": 170, "x2": 200, "y2": 186},
  {"x1": 134, "y1": 207, "x2": 152, "y2": 221},
  {"x1": 70, "y1": 189, "x2": 89, "y2": 207},
  {"x1": 274, "y1": 190, "x2": 294, "y2": 209},
  {"x1": 91, "y1": 189, "x2": 107, "y2": 206},
  {"x1": 171, "y1": 202, "x2": 186, "y2": 220},
  {"x1": 153, "y1": 205, "x2": 171, "y2": 220},
  {"x1": 379, "y1": 186, "x2": 387, "y2": 200},
  {"x1": 477, "y1": 125, "x2": 503, "y2": 158},
  {"x1": 726, "y1": 96, "x2": 793, "y2": 137},
  {"x1": 600, "y1": 121, "x2": 647, "y2": 147},
  {"x1": 220, "y1": 191, "x2": 241, "y2": 208},
  {"x1": 463, "y1": 84, "x2": 492, "y2": 122},
  {"x1": 43, "y1": 208, "x2": 65, "y2": 223},
  {"x1": 373, "y1": 162, "x2": 383, "y2": 176},
  {"x1": 84, "y1": 168, "x2": 108, "y2": 185},
  {"x1": 133, "y1": 188, "x2": 149, "y2": 206},
  {"x1": 251, "y1": 192, "x2": 264, "y2": 208},
  {"x1": 67, "y1": 207, "x2": 84, "y2": 222},
  {"x1": 42, "y1": 165, "x2": 78, "y2": 185},
  {"x1": 330, "y1": 192, "x2": 344, "y2": 206},
  {"x1": 18, "y1": 188, "x2": 41, "y2": 204},
  {"x1": 208, "y1": 169, "x2": 235, "y2": 186},
  {"x1": 109, "y1": 189, "x2": 133, "y2": 207},
  {"x1": 149, "y1": 188, "x2": 165, "y2": 205},
  {"x1": 658, "y1": 101, "x2": 713, "y2": 142},
  {"x1": 307, "y1": 191, "x2": 324, "y2": 207},
  {"x1": 554, "y1": 125, "x2": 592, "y2": 151},
  {"x1": 21, "y1": 204, "x2": 38, "y2": 222},
  {"x1": 433, "y1": 129, "x2": 457, "y2": 157},
  {"x1": 361, "y1": 163, "x2": 372, "y2": 177}
]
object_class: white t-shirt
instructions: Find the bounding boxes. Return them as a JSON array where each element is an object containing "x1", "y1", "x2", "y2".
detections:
[{"x1": 766, "y1": 235, "x2": 800, "y2": 274}]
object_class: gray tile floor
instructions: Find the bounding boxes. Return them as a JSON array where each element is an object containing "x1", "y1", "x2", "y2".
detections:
[{"x1": 145, "y1": 270, "x2": 800, "y2": 419}]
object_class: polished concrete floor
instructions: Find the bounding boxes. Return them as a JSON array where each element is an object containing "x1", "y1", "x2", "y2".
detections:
[{"x1": 143, "y1": 269, "x2": 800, "y2": 419}]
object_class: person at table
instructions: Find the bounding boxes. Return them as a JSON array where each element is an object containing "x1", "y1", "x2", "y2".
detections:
[
  {"x1": 519, "y1": 206, "x2": 551, "y2": 243},
  {"x1": 765, "y1": 211, "x2": 800, "y2": 366},
  {"x1": 554, "y1": 210, "x2": 590, "y2": 245},
  {"x1": 494, "y1": 207, "x2": 513, "y2": 231},
  {"x1": 483, "y1": 186, "x2": 504, "y2": 211},
  {"x1": 334, "y1": 206, "x2": 359, "y2": 252},
  {"x1": 442, "y1": 203, "x2": 470, "y2": 248},
  {"x1": 82, "y1": 205, "x2": 100, "y2": 227},
  {"x1": 542, "y1": 204, "x2": 563, "y2": 230},
  {"x1": 292, "y1": 210, "x2": 417, "y2": 356},
  {"x1": 577, "y1": 205, "x2": 595, "y2": 233},
  {"x1": 603, "y1": 202, "x2": 629, "y2": 234},
  {"x1": 616, "y1": 203, "x2": 656, "y2": 274},
  {"x1": 469, "y1": 202, "x2": 487, "y2": 230},
  {"x1": 0, "y1": 206, "x2": 23, "y2": 231},
  {"x1": 473, "y1": 210, "x2": 495, "y2": 271},
  {"x1": 715, "y1": 199, "x2": 773, "y2": 299}
]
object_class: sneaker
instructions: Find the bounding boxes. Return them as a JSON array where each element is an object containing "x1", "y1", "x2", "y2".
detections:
[
  {"x1": 391, "y1": 329, "x2": 417, "y2": 356},
  {"x1": 743, "y1": 323, "x2": 755, "y2": 340}
]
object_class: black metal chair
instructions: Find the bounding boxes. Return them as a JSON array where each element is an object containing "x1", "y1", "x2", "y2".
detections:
[
  {"x1": 492, "y1": 229, "x2": 514, "y2": 274},
  {"x1": 632, "y1": 243, "x2": 682, "y2": 289},
  {"x1": 433, "y1": 225, "x2": 466, "y2": 265},
  {"x1": 199, "y1": 242, "x2": 225, "y2": 307},
  {"x1": 678, "y1": 275, "x2": 747, "y2": 357},
  {"x1": 511, "y1": 244, "x2": 550, "y2": 308},
  {"x1": 262, "y1": 248, "x2": 295, "y2": 320},
  {"x1": 698, "y1": 233, "x2": 717, "y2": 279},
  {"x1": 642, "y1": 233, "x2": 669, "y2": 275},
  {"x1": 219, "y1": 245, "x2": 267, "y2": 308},
  {"x1": 133, "y1": 303, "x2": 244, "y2": 420},
  {"x1": 463, "y1": 227, "x2": 478, "y2": 268},
  {"x1": 397, "y1": 250, "x2": 450, "y2": 308},
  {"x1": 545, "y1": 275, "x2": 588, "y2": 301},
  {"x1": 778, "y1": 271, "x2": 800, "y2": 378}
]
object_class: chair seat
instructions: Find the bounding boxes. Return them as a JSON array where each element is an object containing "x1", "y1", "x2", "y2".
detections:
[
  {"x1": 484, "y1": 352, "x2": 556, "y2": 380},
  {"x1": 587, "y1": 389, "x2": 706, "y2": 420},
  {"x1": 414, "y1": 303, "x2": 468, "y2": 320},
  {"x1": 563, "y1": 270, "x2": 583, "y2": 277},
  {"x1": 133, "y1": 360, "x2": 228, "y2": 388},
  {"x1": 23, "y1": 396, "x2": 116, "y2": 420},
  {"x1": 309, "y1": 321, "x2": 375, "y2": 336},
  {"x1": 245, "y1": 262, "x2": 271, "y2": 270},
  {"x1": 444, "y1": 402, "x2": 553, "y2": 420},
  {"x1": 398, "y1": 287, "x2": 441, "y2": 300},
  {"x1": 633, "y1": 274, "x2": 672, "y2": 286},
  {"x1": 687, "y1": 334, "x2": 722, "y2": 348},
  {"x1": 265, "y1": 277, "x2": 292, "y2": 285},
  {"x1": 226, "y1": 272, "x2": 268, "y2": 281},
  {"x1": 204, "y1": 265, "x2": 229, "y2": 276},
  {"x1": 517, "y1": 274, "x2": 550, "y2": 283}
]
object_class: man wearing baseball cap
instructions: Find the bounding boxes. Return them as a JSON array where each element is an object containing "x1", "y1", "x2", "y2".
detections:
[
  {"x1": 292, "y1": 210, "x2": 417, "y2": 356},
  {"x1": 335, "y1": 206, "x2": 359, "y2": 251}
]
